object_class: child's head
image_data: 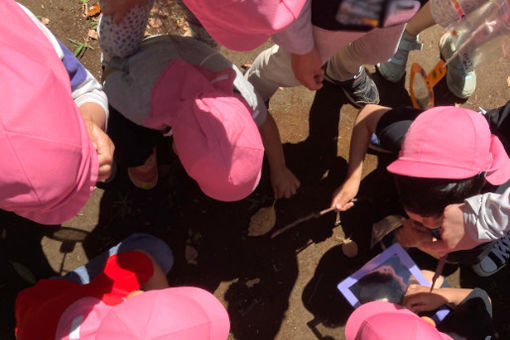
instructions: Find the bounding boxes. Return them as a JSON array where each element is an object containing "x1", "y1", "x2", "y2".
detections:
[
  {"x1": 346, "y1": 301, "x2": 452, "y2": 340},
  {"x1": 394, "y1": 174, "x2": 486, "y2": 218},
  {"x1": 387, "y1": 106, "x2": 510, "y2": 220},
  {"x1": 0, "y1": 1, "x2": 98, "y2": 224},
  {"x1": 182, "y1": 0, "x2": 306, "y2": 51},
  {"x1": 148, "y1": 59, "x2": 264, "y2": 202},
  {"x1": 55, "y1": 287, "x2": 230, "y2": 340}
]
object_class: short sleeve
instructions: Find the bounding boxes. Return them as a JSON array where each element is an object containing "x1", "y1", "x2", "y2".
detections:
[
  {"x1": 375, "y1": 106, "x2": 422, "y2": 153},
  {"x1": 437, "y1": 288, "x2": 495, "y2": 340}
]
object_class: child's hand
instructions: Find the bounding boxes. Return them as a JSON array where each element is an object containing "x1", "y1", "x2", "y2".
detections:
[
  {"x1": 101, "y1": 0, "x2": 149, "y2": 23},
  {"x1": 420, "y1": 203, "x2": 481, "y2": 256},
  {"x1": 404, "y1": 284, "x2": 448, "y2": 313},
  {"x1": 291, "y1": 47, "x2": 324, "y2": 91},
  {"x1": 84, "y1": 120, "x2": 115, "y2": 182},
  {"x1": 331, "y1": 177, "x2": 359, "y2": 211},
  {"x1": 270, "y1": 167, "x2": 300, "y2": 199}
]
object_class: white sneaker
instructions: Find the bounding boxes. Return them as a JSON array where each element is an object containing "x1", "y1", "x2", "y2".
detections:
[{"x1": 439, "y1": 33, "x2": 477, "y2": 99}]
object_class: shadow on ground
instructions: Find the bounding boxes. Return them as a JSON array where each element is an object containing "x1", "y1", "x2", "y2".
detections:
[{"x1": 0, "y1": 74, "x2": 508, "y2": 340}]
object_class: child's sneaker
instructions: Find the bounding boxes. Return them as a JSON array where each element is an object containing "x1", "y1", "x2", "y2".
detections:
[
  {"x1": 127, "y1": 147, "x2": 158, "y2": 190},
  {"x1": 439, "y1": 32, "x2": 477, "y2": 99},
  {"x1": 471, "y1": 232, "x2": 510, "y2": 277},
  {"x1": 376, "y1": 31, "x2": 423, "y2": 83},
  {"x1": 327, "y1": 67, "x2": 380, "y2": 108}
]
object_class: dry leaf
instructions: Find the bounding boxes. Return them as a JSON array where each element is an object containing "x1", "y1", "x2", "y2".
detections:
[
  {"x1": 507, "y1": 76, "x2": 510, "y2": 87},
  {"x1": 176, "y1": 17, "x2": 191, "y2": 37},
  {"x1": 246, "y1": 278, "x2": 261, "y2": 288},
  {"x1": 148, "y1": 17, "x2": 163, "y2": 28},
  {"x1": 185, "y1": 245, "x2": 198, "y2": 265},
  {"x1": 151, "y1": 3, "x2": 170, "y2": 17},
  {"x1": 85, "y1": 3, "x2": 101, "y2": 17},
  {"x1": 341, "y1": 238, "x2": 359, "y2": 258},
  {"x1": 242, "y1": 63, "x2": 252, "y2": 69},
  {"x1": 248, "y1": 206, "x2": 276, "y2": 236},
  {"x1": 40, "y1": 17, "x2": 50, "y2": 25},
  {"x1": 87, "y1": 29, "x2": 98, "y2": 40}
]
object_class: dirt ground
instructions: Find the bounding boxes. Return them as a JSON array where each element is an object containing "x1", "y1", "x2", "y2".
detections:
[{"x1": 3, "y1": 1, "x2": 510, "y2": 339}]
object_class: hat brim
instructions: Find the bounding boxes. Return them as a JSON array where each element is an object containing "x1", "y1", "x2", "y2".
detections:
[
  {"x1": 387, "y1": 158, "x2": 479, "y2": 181},
  {"x1": 345, "y1": 301, "x2": 416, "y2": 340},
  {"x1": 96, "y1": 287, "x2": 230, "y2": 340},
  {"x1": 346, "y1": 301, "x2": 451, "y2": 340}
]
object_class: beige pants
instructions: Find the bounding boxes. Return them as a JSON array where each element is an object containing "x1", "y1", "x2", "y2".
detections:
[{"x1": 246, "y1": 24, "x2": 406, "y2": 100}]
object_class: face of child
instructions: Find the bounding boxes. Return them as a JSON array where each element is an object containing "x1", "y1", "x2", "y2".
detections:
[{"x1": 405, "y1": 210, "x2": 441, "y2": 230}]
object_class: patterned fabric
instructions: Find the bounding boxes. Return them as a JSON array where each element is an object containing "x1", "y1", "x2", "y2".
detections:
[{"x1": 98, "y1": 0, "x2": 155, "y2": 61}]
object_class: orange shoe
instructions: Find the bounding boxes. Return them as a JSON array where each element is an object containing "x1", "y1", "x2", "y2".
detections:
[{"x1": 127, "y1": 148, "x2": 158, "y2": 189}]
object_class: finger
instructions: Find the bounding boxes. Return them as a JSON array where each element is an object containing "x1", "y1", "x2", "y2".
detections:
[
  {"x1": 410, "y1": 303, "x2": 432, "y2": 313},
  {"x1": 98, "y1": 166, "x2": 112, "y2": 182},
  {"x1": 340, "y1": 202, "x2": 354, "y2": 211}
]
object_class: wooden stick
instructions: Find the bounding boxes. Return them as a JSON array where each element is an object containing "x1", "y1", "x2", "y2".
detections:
[{"x1": 271, "y1": 206, "x2": 335, "y2": 239}]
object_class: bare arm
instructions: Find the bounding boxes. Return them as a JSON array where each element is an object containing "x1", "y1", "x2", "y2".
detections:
[
  {"x1": 258, "y1": 114, "x2": 300, "y2": 199},
  {"x1": 331, "y1": 104, "x2": 391, "y2": 210}
]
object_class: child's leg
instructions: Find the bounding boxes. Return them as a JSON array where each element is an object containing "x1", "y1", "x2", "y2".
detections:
[
  {"x1": 59, "y1": 233, "x2": 173, "y2": 284},
  {"x1": 245, "y1": 45, "x2": 301, "y2": 101},
  {"x1": 107, "y1": 105, "x2": 161, "y2": 188},
  {"x1": 98, "y1": 0, "x2": 155, "y2": 62},
  {"x1": 326, "y1": 24, "x2": 406, "y2": 82}
]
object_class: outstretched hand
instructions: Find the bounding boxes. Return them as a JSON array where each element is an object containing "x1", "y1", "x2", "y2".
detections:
[
  {"x1": 331, "y1": 177, "x2": 359, "y2": 211},
  {"x1": 271, "y1": 167, "x2": 300, "y2": 199}
]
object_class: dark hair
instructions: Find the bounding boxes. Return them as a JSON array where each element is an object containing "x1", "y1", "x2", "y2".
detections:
[
  {"x1": 394, "y1": 173, "x2": 486, "y2": 217},
  {"x1": 355, "y1": 270, "x2": 405, "y2": 305}
]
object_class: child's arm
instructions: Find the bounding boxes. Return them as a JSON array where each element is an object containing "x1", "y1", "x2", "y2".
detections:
[
  {"x1": 20, "y1": 4, "x2": 114, "y2": 182},
  {"x1": 404, "y1": 283, "x2": 473, "y2": 313},
  {"x1": 331, "y1": 104, "x2": 392, "y2": 210},
  {"x1": 258, "y1": 114, "x2": 300, "y2": 199},
  {"x1": 272, "y1": 0, "x2": 323, "y2": 91}
]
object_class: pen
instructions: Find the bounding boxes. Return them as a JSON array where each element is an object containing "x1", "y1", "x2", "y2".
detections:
[{"x1": 429, "y1": 255, "x2": 447, "y2": 293}]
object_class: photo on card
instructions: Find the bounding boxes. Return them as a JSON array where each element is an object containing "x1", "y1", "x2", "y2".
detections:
[{"x1": 337, "y1": 243, "x2": 450, "y2": 323}]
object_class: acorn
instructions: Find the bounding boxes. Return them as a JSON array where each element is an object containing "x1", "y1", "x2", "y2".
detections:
[{"x1": 341, "y1": 238, "x2": 359, "y2": 258}]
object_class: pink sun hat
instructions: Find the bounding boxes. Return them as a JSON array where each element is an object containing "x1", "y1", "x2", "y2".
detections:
[
  {"x1": 387, "y1": 106, "x2": 510, "y2": 185},
  {"x1": 148, "y1": 59, "x2": 264, "y2": 201},
  {"x1": 182, "y1": 0, "x2": 306, "y2": 51},
  {"x1": 56, "y1": 287, "x2": 230, "y2": 340},
  {"x1": 0, "y1": 0, "x2": 97, "y2": 224},
  {"x1": 345, "y1": 301, "x2": 453, "y2": 340}
]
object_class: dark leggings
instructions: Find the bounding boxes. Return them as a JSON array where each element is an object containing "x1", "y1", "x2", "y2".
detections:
[{"x1": 107, "y1": 105, "x2": 162, "y2": 167}]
